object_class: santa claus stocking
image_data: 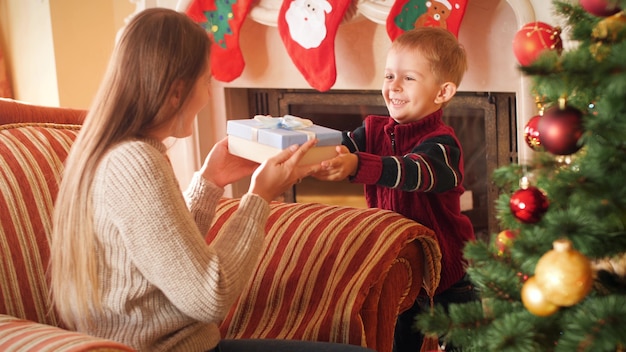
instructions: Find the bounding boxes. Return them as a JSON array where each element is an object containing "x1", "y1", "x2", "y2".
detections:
[
  {"x1": 386, "y1": 0, "x2": 468, "y2": 41},
  {"x1": 278, "y1": 0, "x2": 351, "y2": 92},
  {"x1": 182, "y1": 0, "x2": 254, "y2": 82}
]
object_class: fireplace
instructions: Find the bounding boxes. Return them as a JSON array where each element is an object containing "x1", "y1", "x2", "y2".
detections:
[{"x1": 228, "y1": 88, "x2": 517, "y2": 240}]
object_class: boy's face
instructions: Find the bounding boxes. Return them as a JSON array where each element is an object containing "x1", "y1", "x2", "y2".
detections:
[{"x1": 382, "y1": 46, "x2": 446, "y2": 124}]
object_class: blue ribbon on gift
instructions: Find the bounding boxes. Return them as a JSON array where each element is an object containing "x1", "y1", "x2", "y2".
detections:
[{"x1": 254, "y1": 114, "x2": 313, "y2": 130}]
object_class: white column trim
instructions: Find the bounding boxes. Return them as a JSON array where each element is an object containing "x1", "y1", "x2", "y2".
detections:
[{"x1": 505, "y1": 0, "x2": 536, "y2": 26}]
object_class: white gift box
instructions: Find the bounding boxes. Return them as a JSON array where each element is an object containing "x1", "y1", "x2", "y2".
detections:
[{"x1": 227, "y1": 115, "x2": 342, "y2": 164}]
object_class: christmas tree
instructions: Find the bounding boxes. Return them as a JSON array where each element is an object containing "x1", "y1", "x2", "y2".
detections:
[{"x1": 417, "y1": 1, "x2": 626, "y2": 351}]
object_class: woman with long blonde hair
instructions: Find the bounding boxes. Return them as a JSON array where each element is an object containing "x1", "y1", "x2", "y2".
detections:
[{"x1": 50, "y1": 8, "x2": 371, "y2": 352}]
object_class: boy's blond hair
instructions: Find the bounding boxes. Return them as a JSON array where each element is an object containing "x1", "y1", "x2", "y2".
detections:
[{"x1": 392, "y1": 27, "x2": 467, "y2": 87}]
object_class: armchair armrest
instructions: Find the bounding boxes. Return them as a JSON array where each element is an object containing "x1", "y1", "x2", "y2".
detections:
[
  {"x1": 208, "y1": 199, "x2": 441, "y2": 352},
  {"x1": 0, "y1": 315, "x2": 134, "y2": 352},
  {"x1": 0, "y1": 98, "x2": 86, "y2": 125}
]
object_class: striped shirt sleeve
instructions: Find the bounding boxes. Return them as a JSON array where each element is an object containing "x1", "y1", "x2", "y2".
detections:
[
  {"x1": 343, "y1": 126, "x2": 366, "y2": 153},
  {"x1": 379, "y1": 135, "x2": 462, "y2": 193}
]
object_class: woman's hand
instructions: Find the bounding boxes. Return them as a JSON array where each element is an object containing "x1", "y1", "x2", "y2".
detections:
[
  {"x1": 200, "y1": 138, "x2": 259, "y2": 188},
  {"x1": 249, "y1": 139, "x2": 321, "y2": 202}
]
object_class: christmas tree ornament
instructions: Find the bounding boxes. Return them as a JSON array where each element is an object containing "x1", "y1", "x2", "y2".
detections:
[
  {"x1": 524, "y1": 114, "x2": 543, "y2": 151},
  {"x1": 386, "y1": 0, "x2": 469, "y2": 41},
  {"x1": 538, "y1": 102, "x2": 584, "y2": 155},
  {"x1": 509, "y1": 179, "x2": 549, "y2": 224},
  {"x1": 590, "y1": 12, "x2": 626, "y2": 60},
  {"x1": 592, "y1": 11, "x2": 626, "y2": 43},
  {"x1": 534, "y1": 239, "x2": 593, "y2": 306},
  {"x1": 512, "y1": 22, "x2": 563, "y2": 66},
  {"x1": 521, "y1": 276, "x2": 560, "y2": 316},
  {"x1": 554, "y1": 154, "x2": 575, "y2": 167},
  {"x1": 184, "y1": 0, "x2": 254, "y2": 82},
  {"x1": 277, "y1": 0, "x2": 351, "y2": 92},
  {"x1": 496, "y1": 229, "x2": 518, "y2": 255},
  {"x1": 517, "y1": 271, "x2": 529, "y2": 281},
  {"x1": 525, "y1": 97, "x2": 546, "y2": 151},
  {"x1": 580, "y1": 0, "x2": 621, "y2": 17}
]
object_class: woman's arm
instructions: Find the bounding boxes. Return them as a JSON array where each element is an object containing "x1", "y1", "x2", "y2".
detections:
[{"x1": 96, "y1": 140, "x2": 267, "y2": 322}]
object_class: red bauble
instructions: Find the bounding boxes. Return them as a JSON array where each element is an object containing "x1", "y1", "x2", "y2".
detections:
[
  {"x1": 524, "y1": 114, "x2": 542, "y2": 151},
  {"x1": 510, "y1": 186, "x2": 549, "y2": 223},
  {"x1": 512, "y1": 22, "x2": 563, "y2": 66},
  {"x1": 538, "y1": 105, "x2": 584, "y2": 155},
  {"x1": 580, "y1": 0, "x2": 621, "y2": 17}
]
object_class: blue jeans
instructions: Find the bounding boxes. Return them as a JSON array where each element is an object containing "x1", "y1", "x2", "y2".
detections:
[
  {"x1": 215, "y1": 339, "x2": 376, "y2": 352},
  {"x1": 393, "y1": 274, "x2": 479, "y2": 352}
]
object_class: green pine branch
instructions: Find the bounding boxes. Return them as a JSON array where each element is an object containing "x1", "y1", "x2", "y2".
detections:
[{"x1": 416, "y1": 0, "x2": 626, "y2": 350}]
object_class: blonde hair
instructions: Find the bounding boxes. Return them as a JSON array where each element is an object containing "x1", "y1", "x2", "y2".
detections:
[
  {"x1": 392, "y1": 27, "x2": 467, "y2": 87},
  {"x1": 49, "y1": 8, "x2": 210, "y2": 330}
]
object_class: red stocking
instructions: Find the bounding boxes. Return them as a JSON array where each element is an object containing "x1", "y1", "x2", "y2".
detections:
[
  {"x1": 278, "y1": 0, "x2": 351, "y2": 92},
  {"x1": 386, "y1": 0, "x2": 469, "y2": 41},
  {"x1": 184, "y1": 0, "x2": 254, "y2": 82}
]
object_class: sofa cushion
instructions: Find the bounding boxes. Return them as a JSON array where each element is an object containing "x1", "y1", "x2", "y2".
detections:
[
  {"x1": 209, "y1": 198, "x2": 441, "y2": 347},
  {"x1": 0, "y1": 123, "x2": 80, "y2": 326}
]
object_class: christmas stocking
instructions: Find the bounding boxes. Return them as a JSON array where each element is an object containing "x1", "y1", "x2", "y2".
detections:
[
  {"x1": 183, "y1": 0, "x2": 254, "y2": 82},
  {"x1": 386, "y1": 0, "x2": 468, "y2": 41},
  {"x1": 278, "y1": 0, "x2": 351, "y2": 92}
]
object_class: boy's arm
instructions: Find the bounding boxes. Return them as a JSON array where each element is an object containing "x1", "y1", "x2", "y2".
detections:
[
  {"x1": 342, "y1": 126, "x2": 366, "y2": 152},
  {"x1": 352, "y1": 135, "x2": 463, "y2": 193},
  {"x1": 312, "y1": 145, "x2": 358, "y2": 181},
  {"x1": 311, "y1": 126, "x2": 365, "y2": 181}
]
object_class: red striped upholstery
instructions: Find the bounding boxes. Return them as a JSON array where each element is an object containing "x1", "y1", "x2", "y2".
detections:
[
  {"x1": 1, "y1": 100, "x2": 132, "y2": 351},
  {"x1": 0, "y1": 99, "x2": 85, "y2": 125},
  {"x1": 0, "y1": 123, "x2": 79, "y2": 326},
  {"x1": 210, "y1": 200, "x2": 441, "y2": 352},
  {"x1": 0, "y1": 315, "x2": 132, "y2": 352}
]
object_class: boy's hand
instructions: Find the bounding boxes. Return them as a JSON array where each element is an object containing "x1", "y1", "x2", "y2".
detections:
[{"x1": 312, "y1": 145, "x2": 358, "y2": 181}]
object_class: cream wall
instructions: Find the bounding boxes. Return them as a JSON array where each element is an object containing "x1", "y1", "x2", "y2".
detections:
[
  {"x1": 50, "y1": 0, "x2": 133, "y2": 108},
  {"x1": 0, "y1": 0, "x2": 133, "y2": 108},
  {"x1": 0, "y1": 0, "x2": 58, "y2": 106}
]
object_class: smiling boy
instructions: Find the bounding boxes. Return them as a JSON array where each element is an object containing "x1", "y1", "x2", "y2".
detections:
[{"x1": 313, "y1": 27, "x2": 478, "y2": 351}]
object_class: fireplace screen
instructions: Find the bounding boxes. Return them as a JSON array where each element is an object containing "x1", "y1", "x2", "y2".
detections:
[{"x1": 233, "y1": 88, "x2": 517, "y2": 239}]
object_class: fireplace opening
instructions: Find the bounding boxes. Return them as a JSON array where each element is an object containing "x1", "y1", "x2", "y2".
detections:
[{"x1": 230, "y1": 88, "x2": 517, "y2": 240}]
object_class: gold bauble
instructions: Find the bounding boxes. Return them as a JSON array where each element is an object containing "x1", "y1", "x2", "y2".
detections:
[
  {"x1": 592, "y1": 11, "x2": 626, "y2": 43},
  {"x1": 522, "y1": 276, "x2": 560, "y2": 316},
  {"x1": 534, "y1": 239, "x2": 593, "y2": 307}
]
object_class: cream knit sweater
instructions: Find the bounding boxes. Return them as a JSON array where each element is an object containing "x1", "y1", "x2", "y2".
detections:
[{"x1": 84, "y1": 138, "x2": 269, "y2": 351}]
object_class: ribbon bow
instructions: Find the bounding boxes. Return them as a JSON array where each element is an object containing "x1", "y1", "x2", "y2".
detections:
[{"x1": 254, "y1": 114, "x2": 313, "y2": 130}]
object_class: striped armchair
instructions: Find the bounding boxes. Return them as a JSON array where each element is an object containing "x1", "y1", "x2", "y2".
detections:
[{"x1": 0, "y1": 98, "x2": 441, "y2": 352}]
